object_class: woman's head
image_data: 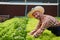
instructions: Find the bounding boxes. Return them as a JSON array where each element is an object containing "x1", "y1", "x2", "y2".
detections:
[
  {"x1": 32, "y1": 11, "x2": 42, "y2": 19},
  {"x1": 27, "y1": 6, "x2": 45, "y2": 18}
]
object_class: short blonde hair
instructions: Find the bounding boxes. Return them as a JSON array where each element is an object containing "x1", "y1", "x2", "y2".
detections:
[{"x1": 27, "y1": 6, "x2": 45, "y2": 18}]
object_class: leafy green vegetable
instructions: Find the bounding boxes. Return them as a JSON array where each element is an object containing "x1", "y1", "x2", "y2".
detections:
[
  {"x1": 0, "y1": 17, "x2": 28, "y2": 40},
  {"x1": 0, "y1": 17, "x2": 60, "y2": 40}
]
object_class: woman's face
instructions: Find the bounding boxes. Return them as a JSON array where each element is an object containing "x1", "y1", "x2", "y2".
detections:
[{"x1": 32, "y1": 11, "x2": 41, "y2": 19}]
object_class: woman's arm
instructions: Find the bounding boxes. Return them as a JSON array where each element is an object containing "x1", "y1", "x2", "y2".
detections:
[
  {"x1": 30, "y1": 21, "x2": 42, "y2": 35},
  {"x1": 33, "y1": 19, "x2": 52, "y2": 37}
]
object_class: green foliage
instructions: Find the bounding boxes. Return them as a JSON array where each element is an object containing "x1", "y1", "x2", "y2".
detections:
[
  {"x1": 26, "y1": 18, "x2": 39, "y2": 32},
  {"x1": 0, "y1": 17, "x2": 60, "y2": 40},
  {"x1": 0, "y1": 17, "x2": 28, "y2": 40}
]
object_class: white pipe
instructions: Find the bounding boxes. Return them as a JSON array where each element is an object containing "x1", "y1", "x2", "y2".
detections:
[{"x1": 0, "y1": 2, "x2": 58, "y2": 5}]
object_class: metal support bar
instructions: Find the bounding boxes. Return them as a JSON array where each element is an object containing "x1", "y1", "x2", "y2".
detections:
[{"x1": 0, "y1": 2, "x2": 58, "y2": 5}]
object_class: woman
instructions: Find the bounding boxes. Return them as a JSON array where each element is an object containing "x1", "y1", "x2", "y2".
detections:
[{"x1": 27, "y1": 6, "x2": 60, "y2": 37}]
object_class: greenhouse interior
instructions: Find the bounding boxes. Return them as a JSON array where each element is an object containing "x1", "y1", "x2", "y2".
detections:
[{"x1": 0, "y1": 0, "x2": 60, "y2": 40}]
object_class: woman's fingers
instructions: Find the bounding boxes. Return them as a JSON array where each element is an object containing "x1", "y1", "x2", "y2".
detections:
[
  {"x1": 30, "y1": 30, "x2": 36, "y2": 35},
  {"x1": 33, "y1": 29, "x2": 42, "y2": 37},
  {"x1": 33, "y1": 33, "x2": 38, "y2": 38},
  {"x1": 33, "y1": 31, "x2": 41, "y2": 38},
  {"x1": 33, "y1": 27, "x2": 45, "y2": 37}
]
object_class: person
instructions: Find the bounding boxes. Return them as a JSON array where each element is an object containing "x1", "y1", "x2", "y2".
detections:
[{"x1": 27, "y1": 6, "x2": 60, "y2": 37}]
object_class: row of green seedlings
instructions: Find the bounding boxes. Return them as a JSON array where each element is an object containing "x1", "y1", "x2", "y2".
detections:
[{"x1": 0, "y1": 17, "x2": 28, "y2": 40}]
